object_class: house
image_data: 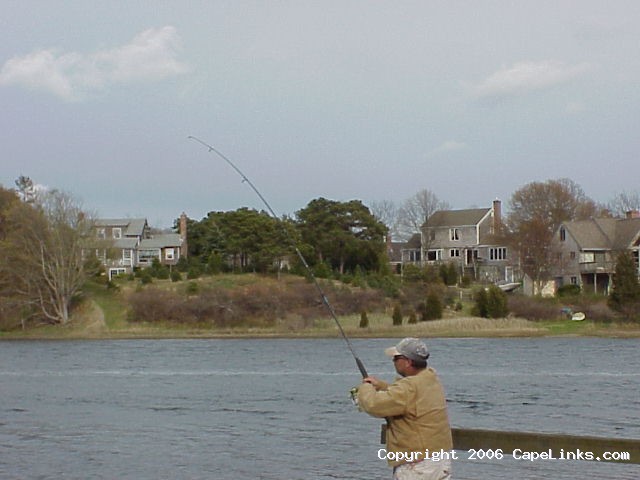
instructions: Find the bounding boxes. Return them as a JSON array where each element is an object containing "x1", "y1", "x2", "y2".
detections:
[
  {"x1": 553, "y1": 211, "x2": 640, "y2": 295},
  {"x1": 386, "y1": 234, "x2": 421, "y2": 274},
  {"x1": 94, "y1": 213, "x2": 188, "y2": 280},
  {"x1": 421, "y1": 199, "x2": 514, "y2": 283}
]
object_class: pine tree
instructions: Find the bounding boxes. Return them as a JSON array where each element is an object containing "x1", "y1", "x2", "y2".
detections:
[
  {"x1": 392, "y1": 305, "x2": 403, "y2": 326},
  {"x1": 608, "y1": 251, "x2": 640, "y2": 318}
]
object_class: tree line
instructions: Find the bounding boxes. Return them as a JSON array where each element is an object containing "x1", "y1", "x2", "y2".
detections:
[{"x1": 2, "y1": 175, "x2": 639, "y2": 327}]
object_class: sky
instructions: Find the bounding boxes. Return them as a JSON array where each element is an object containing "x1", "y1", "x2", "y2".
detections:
[{"x1": 1, "y1": 1, "x2": 639, "y2": 229}]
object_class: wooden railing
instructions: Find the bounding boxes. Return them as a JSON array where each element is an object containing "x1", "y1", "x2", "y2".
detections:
[{"x1": 452, "y1": 428, "x2": 639, "y2": 465}]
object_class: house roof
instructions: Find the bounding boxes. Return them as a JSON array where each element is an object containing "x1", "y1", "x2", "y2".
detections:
[
  {"x1": 139, "y1": 234, "x2": 182, "y2": 249},
  {"x1": 425, "y1": 208, "x2": 491, "y2": 228},
  {"x1": 96, "y1": 218, "x2": 147, "y2": 237},
  {"x1": 563, "y1": 217, "x2": 640, "y2": 250},
  {"x1": 112, "y1": 238, "x2": 139, "y2": 249}
]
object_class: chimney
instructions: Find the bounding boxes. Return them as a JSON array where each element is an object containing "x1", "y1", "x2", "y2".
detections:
[
  {"x1": 179, "y1": 212, "x2": 188, "y2": 258},
  {"x1": 625, "y1": 210, "x2": 640, "y2": 219},
  {"x1": 492, "y1": 199, "x2": 502, "y2": 234}
]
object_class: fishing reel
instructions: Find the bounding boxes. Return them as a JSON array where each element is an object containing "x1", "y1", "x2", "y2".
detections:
[{"x1": 349, "y1": 386, "x2": 362, "y2": 410}]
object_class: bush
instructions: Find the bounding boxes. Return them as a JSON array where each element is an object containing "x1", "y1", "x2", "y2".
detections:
[
  {"x1": 507, "y1": 295, "x2": 560, "y2": 321},
  {"x1": 407, "y1": 310, "x2": 417, "y2": 324},
  {"x1": 170, "y1": 271, "x2": 182, "y2": 282},
  {"x1": 140, "y1": 271, "x2": 153, "y2": 285},
  {"x1": 486, "y1": 285, "x2": 509, "y2": 318},
  {"x1": 392, "y1": 304, "x2": 403, "y2": 326},
  {"x1": 359, "y1": 310, "x2": 369, "y2": 328},
  {"x1": 472, "y1": 288, "x2": 489, "y2": 318},
  {"x1": 423, "y1": 292, "x2": 443, "y2": 321},
  {"x1": 609, "y1": 250, "x2": 640, "y2": 319},
  {"x1": 187, "y1": 266, "x2": 202, "y2": 280},
  {"x1": 186, "y1": 281, "x2": 199, "y2": 295},
  {"x1": 439, "y1": 262, "x2": 458, "y2": 286},
  {"x1": 557, "y1": 284, "x2": 581, "y2": 297}
]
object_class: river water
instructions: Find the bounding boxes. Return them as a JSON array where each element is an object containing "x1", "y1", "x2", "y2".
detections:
[{"x1": 1, "y1": 337, "x2": 638, "y2": 479}]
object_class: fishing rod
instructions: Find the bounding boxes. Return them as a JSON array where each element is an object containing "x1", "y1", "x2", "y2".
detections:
[{"x1": 188, "y1": 135, "x2": 368, "y2": 378}]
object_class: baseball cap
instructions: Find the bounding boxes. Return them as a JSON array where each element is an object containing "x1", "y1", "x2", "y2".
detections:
[{"x1": 384, "y1": 337, "x2": 430, "y2": 362}]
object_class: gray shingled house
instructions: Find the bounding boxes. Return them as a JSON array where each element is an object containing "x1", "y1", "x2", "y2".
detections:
[
  {"x1": 94, "y1": 215, "x2": 187, "y2": 280},
  {"x1": 553, "y1": 211, "x2": 640, "y2": 294},
  {"x1": 421, "y1": 200, "x2": 514, "y2": 283}
]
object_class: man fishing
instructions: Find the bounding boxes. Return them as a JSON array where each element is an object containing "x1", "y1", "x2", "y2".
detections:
[{"x1": 357, "y1": 337, "x2": 453, "y2": 480}]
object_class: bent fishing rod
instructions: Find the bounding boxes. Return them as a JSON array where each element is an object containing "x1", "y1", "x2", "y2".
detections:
[{"x1": 188, "y1": 135, "x2": 368, "y2": 378}]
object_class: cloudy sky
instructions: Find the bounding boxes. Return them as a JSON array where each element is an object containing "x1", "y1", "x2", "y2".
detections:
[{"x1": 1, "y1": 1, "x2": 639, "y2": 228}]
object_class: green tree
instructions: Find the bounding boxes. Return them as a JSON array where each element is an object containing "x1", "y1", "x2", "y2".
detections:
[
  {"x1": 608, "y1": 251, "x2": 640, "y2": 317},
  {"x1": 296, "y1": 198, "x2": 388, "y2": 275},
  {"x1": 187, "y1": 208, "x2": 294, "y2": 273}
]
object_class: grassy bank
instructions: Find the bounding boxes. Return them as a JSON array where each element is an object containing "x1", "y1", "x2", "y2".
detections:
[{"x1": 2, "y1": 274, "x2": 639, "y2": 340}]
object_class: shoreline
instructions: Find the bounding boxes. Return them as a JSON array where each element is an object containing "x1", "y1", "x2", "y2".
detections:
[{"x1": 3, "y1": 317, "x2": 640, "y2": 341}]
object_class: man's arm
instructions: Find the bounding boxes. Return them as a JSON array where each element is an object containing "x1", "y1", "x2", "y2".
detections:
[{"x1": 357, "y1": 379, "x2": 410, "y2": 418}]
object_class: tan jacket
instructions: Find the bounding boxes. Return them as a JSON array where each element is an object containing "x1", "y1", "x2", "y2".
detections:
[{"x1": 358, "y1": 368, "x2": 453, "y2": 467}]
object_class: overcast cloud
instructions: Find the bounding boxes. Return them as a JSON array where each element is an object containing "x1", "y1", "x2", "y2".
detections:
[
  {"x1": 1, "y1": 1, "x2": 639, "y2": 228},
  {"x1": 0, "y1": 26, "x2": 189, "y2": 101}
]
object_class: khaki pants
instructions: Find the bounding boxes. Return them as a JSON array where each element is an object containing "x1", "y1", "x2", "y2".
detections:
[{"x1": 393, "y1": 459, "x2": 452, "y2": 480}]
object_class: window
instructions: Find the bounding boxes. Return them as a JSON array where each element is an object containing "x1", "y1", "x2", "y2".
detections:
[
  {"x1": 489, "y1": 247, "x2": 507, "y2": 261},
  {"x1": 560, "y1": 227, "x2": 566, "y2": 241},
  {"x1": 123, "y1": 249, "x2": 132, "y2": 265},
  {"x1": 450, "y1": 228, "x2": 460, "y2": 241},
  {"x1": 165, "y1": 248, "x2": 175, "y2": 261},
  {"x1": 97, "y1": 228, "x2": 106, "y2": 239},
  {"x1": 570, "y1": 251, "x2": 576, "y2": 260},
  {"x1": 570, "y1": 276, "x2": 578, "y2": 285},
  {"x1": 579, "y1": 252, "x2": 595, "y2": 263},
  {"x1": 427, "y1": 249, "x2": 443, "y2": 261},
  {"x1": 449, "y1": 249, "x2": 460, "y2": 258},
  {"x1": 138, "y1": 249, "x2": 160, "y2": 264},
  {"x1": 112, "y1": 228, "x2": 122, "y2": 239}
]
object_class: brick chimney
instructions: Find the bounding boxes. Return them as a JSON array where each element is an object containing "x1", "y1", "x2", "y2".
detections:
[
  {"x1": 179, "y1": 212, "x2": 188, "y2": 258},
  {"x1": 492, "y1": 199, "x2": 502, "y2": 234},
  {"x1": 625, "y1": 210, "x2": 640, "y2": 219}
]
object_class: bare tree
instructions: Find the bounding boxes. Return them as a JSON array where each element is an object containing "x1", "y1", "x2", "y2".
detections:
[
  {"x1": 1, "y1": 187, "x2": 99, "y2": 324},
  {"x1": 505, "y1": 178, "x2": 599, "y2": 294},
  {"x1": 608, "y1": 191, "x2": 640, "y2": 218},
  {"x1": 369, "y1": 199, "x2": 399, "y2": 237},
  {"x1": 396, "y1": 189, "x2": 450, "y2": 240}
]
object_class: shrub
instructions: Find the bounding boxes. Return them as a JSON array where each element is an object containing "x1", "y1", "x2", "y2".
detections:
[
  {"x1": 140, "y1": 271, "x2": 153, "y2": 285},
  {"x1": 423, "y1": 292, "x2": 443, "y2": 321},
  {"x1": 608, "y1": 250, "x2": 640, "y2": 319},
  {"x1": 507, "y1": 295, "x2": 561, "y2": 321},
  {"x1": 557, "y1": 284, "x2": 581, "y2": 297},
  {"x1": 186, "y1": 281, "x2": 199, "y2": 295},
  {"x1": 170, "y1": 271, "x2": 182, "y2": 282},
  {"x1": 392, "y1": 304, "x2": 403, "y2": 326},
  {"x1": 359, "y1": 310, "x2": 369, "y2": 328},
  {"x1": 486, "y1": 285, "x2": 509, "y2": 318},
  {"x1": 187, "y1": 266, "x2": 202, "y2": 280},
  {"x1": 439, "y1": 262, "x2": 458, "y2": 286},
  {"x1": 472, "y1": 288, "x2": 489, "y2": 318},
  {"x1": 407, "y1": 310, "x2": 417, "y2": 324}
]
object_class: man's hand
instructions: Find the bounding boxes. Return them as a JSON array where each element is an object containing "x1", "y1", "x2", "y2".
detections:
[{"x1": 363, "y1": 376, "x2": 384, "y2": 390}]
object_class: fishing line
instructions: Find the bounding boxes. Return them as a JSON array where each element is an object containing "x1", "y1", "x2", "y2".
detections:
[{"x1": 188, "y1": 136, "x2": 368, "y2": 378}]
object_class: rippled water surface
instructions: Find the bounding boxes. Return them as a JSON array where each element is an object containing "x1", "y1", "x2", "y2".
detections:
[{"x1": 1, "y1": 337, "x2": 638, "y2": 479}]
